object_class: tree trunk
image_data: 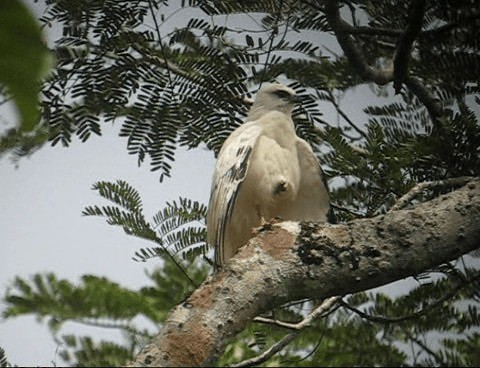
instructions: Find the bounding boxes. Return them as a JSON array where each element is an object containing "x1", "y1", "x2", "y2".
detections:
[{"x1": 129, "y1": 179, "x2": 480, "y2": 367}]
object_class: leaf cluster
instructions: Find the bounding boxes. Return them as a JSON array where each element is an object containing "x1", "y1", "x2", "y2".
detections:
[
  {"x1": 2, "y1": 260, "x2": 209, "y2": 366},
  {"x1": 82, "y1": 180, "x2": 209, "y2": 278}
]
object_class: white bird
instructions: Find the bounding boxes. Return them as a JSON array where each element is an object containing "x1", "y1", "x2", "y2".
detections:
[{"x1": 207, "y1": 83, "x2": 331, "y2": 267}]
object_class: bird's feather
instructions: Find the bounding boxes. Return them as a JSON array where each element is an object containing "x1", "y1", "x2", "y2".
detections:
[
  {"x1": 207, "y1": 83, "x2": 331, "y2": 268},
  {"x1": 207, "y1": 122, "x2": 262, "y2": 266}
]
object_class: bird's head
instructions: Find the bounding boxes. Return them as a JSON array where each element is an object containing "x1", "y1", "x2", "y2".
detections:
[{"x1": 247, "y1": 83, "x2": 299, "y2": 121}]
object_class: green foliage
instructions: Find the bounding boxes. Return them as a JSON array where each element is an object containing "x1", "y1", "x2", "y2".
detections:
[
  {"x1": 3, "y1": 260, "x2": 209, "y2": 366},
  {"x1": 83, "y1": 180, "x2": 208, "y2": 263},
  {"x1": 2, "y1": 0, "x2": 480, "y2": 366},
  {"x1": 149, "y1": 197, "x2": 208, "y2": 261},
  {"x1": 0, "y1": 0, "x2": 53, "y2": 160},
  {"x1": 341, "y1": 264, "x2": 480, "y2": 366},
  {"x1": 0, "y1": 347, "x2": 9, "y2": 368},
  {"x1": 83, "y1": 180, "x2": 158, "y2": 242},
  {"x1": 83, "y1": 179, "x2": 208, "y2": 287},
  {"x1": 59, "y1": 336, "x2": 133, "y2": 368},
  {"x1": 0, "y1": 0, "x2": 51, "y2": 132},
  {"x1": 219, "y1": 297, "x2": 407, "y2": 367},
  {"x1": 3, "y1": 273, "x2": 161, "y2": 331}
]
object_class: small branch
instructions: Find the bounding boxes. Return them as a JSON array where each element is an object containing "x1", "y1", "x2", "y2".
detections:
[
  {"x1": 323, "y1": 0, "x2": 444, "y2": 125},
  {"x1": 230, "y1": 333, "x2": 296, "y2": 368},
  {"x1": 393, "y1": 0, "x2": 426, "y2": 93},
  {"x1": 345, "y1": 26, "x2": 402, "y2": 38},
  {"x1": 73, "y1": 318, "x2": 156, "y2": 338},
  {"x1": 234, "y1": 297, "x2": 340, "y2": 367},
  {"x1": 259, "y1": 0, "x2": 284, "y2": 84},
  {"x1": 313, "y1": 125, "x2": 368, "y2": 155},
  {"x1": 305, "y1": 0, "x2": 403, "y2": 37},
  {"x1": 330, "y1": 203, "x2": 366, "y2": 218},
  {"x1": 340, "y1": 271, "x2": 480, "y2": 324},
  {"x1": 147, "y1": 0, "x2": 174, "y2": 86},
  {"x1": 253, "y1": 296, "x2": 341, "y2": 330},
  {"x1": 389, "y1": 176, "x2": 474, "y2": 212},
  {"x1": 403, "y1": 329, "x2": 447, "y2": 366},
  {"x1": 404, "y1": 76, "x2": 443, "y2": 123},
  {"x1": 324, "y1": 90, "x2": 367, "y2": 139}
]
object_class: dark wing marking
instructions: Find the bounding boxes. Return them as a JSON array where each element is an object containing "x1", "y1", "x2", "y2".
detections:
[{"x1": 207, "y1": 122, "x2": 261, "y2": 266}]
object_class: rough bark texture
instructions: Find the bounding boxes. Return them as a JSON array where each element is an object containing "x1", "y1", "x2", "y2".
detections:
[{"x1": 130, "y1": 179, "x2": 480, "y2": 367}]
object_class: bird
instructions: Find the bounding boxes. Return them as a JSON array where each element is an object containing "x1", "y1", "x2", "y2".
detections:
[{"x1": 207, "y1": 83, "x2": 332, "y2": 268}]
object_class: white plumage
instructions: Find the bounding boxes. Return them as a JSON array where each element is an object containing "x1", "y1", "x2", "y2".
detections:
[{"x1": 207, "y1": 83, "x2": 331, "y2": 267}]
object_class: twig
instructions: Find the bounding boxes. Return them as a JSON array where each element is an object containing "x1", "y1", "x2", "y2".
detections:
[
  {"x1": 259, "y1": 0, "x2": 284, "y2": 85},
  {"x1": 74, "y1": 318, "x2": 156, "y2": 337},
  {"x1": 254, "y1": 296, "x2": 341, "y2": 330},
  {"x1": 324, "y1": 90, "x2": 367, "y2": 139},
  {"x1": 402, "y1": 329, "x2": 447, "y2": 366},
  {"x1": 232, "y1": 296, "x2": 340, "y2": 367},
  {"x1": 340, "y1": 271, "x2": 480, "y2": 324},
  {"x1": 230, "y1": 333, "x2": 297, "y2": 368},
  {"x1": 147, "y1": 0, "x2": 174, "y2": 87},
  {"x1": 330, "y1": 203, "x2": 366, "y2": 218},
  {"x1": 389, "y1": 176, "x2": 474, "y2": 212}
]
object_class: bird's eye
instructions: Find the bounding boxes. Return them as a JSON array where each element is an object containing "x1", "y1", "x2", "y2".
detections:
[{"x1": 273, "y1": 90, "x2": 293, "y2": 99}]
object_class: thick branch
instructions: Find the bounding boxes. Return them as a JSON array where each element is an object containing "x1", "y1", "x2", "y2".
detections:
[
  {"x1": 323, "y1": 0, "x2": 393, "y2": 85},
  {"x1": 404, "y1": 75, "x2": 444, "y2": 122},
  {"x1": 323, "y1": 0, "x2": 444, "y2": 123},
  {"x1": 129, "y1": 179, "x2": 480, "y2": 366},
  {"x1": 393, "y1": 0, "x2": 426, "y2": 93}
]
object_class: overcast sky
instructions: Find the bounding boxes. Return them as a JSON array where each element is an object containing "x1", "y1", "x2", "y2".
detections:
[{"x1": 0, "y1": 123, "x2": 215, "y2": 365}]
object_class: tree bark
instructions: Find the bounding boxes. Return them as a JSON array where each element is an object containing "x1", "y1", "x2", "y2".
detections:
[{"x1": 129, "y1": 179, "x2": 480, "y2": 367}]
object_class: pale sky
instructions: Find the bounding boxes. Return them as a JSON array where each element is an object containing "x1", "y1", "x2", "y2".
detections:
[{"x1": 0, "y1": 125, "x2": 215, "y2": 366}]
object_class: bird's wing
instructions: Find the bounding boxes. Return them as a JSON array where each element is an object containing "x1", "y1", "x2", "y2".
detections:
[
  {"x1": 207, "y1": 121, "x2": 262, "y2": 266},
  {"x1": 294, "y1": 138, "x2": 331, "y2": 221}
]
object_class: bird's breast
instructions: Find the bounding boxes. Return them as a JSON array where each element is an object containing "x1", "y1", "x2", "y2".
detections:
[{"x1": 242, "y1": 135, "x2": 300, "y2": 214}]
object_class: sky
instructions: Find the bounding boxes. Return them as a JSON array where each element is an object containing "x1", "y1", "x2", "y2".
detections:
[
  {"x1": 0, "y1": 1, "x2": 436, "y2": 366},
  {"x1": 0, "y1": 125, "x2": 215, "y2": 366}
]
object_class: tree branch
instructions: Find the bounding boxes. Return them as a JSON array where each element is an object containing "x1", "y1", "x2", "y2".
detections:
[
  {"x1": 403, "y1": 328, "x2": 447, "y2": 366},
  {"x1": 323, "y1": 0, "x2": 393, "y2": 85},
  {"x1": 253, "y1": 296, "x2": 341, "y2": 330},
  {"x1": 234, "y1": 296, "x2": 340, "y2": 367},
  {"x1": 231, "y1": 333, "x2": 296, "y2": 368},
  {"x1": 147, "y1": 0, "x2": 174, "y2": 87},
  {"x1": 340, "y1": 270, "x2": 480, "y2": 324},
  {"x1": 404, "y1": 75, "x2": 444, "y2": 122},
  {"x1": 323, "y1": 0, "x2": 444, "y2": 124},
  {"x1": 389, "y1": 176, "x2": 474, "y2": 211},
  {"x1": 324, "y1": 89, "x2": 367, "y2": 139},
  {"x1": 393, "y1": 0, "x2": 426, "y2": 93},
  {"x1": 128, "y1": 178, "x2": 480, "y2": 367}
]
